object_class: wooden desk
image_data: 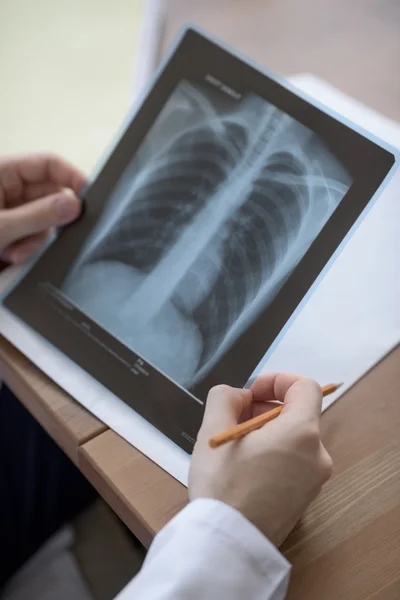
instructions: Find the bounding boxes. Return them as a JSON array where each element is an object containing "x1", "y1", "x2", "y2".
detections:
[
  {"x1": 284, "y1": 347, "x2": 400, "y2": 599},
  {"x1": 79, "y1": 430, "x2": 187, "y2": 547},
  {"x1": 0, "y1": 336, "x2": 106, "y2": 464},
  {"x1": 1, "y1": 1, "x2": 399, "y2": 599}
]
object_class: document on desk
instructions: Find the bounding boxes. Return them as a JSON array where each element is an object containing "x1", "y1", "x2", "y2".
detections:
[{"x1": 0, "y1": 74, "x2": 398, "y2": 485}]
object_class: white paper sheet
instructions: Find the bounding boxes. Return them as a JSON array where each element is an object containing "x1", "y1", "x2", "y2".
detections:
[{"x1": 0, "y1": 76, "x2": 398, "y2": 486}]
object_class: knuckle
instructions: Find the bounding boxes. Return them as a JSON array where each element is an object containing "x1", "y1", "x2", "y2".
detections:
[
  {"x1": 204, "y1": 385, "x2": 230, "y2": 414},
  {"x1": 208, "y1": 384, "x2": 232, "y2": 397},
  {"x1": 319, "y1": 452, "x2": 334, "y2": 483},
  {"x1": 46, "y1": 151, "x2": 61, "y2": 162},
  {"x1": 302, "y1": 377, "x2": 323, "y2": 397},
  {"x1": 298, "y1": 423, "x2": 321, "y2": 449},
  {"x1": 39, "y1": 151, "x2": 60, "y2": 166}
]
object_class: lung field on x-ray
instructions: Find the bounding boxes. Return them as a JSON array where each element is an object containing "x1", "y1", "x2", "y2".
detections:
[{"x1": 62, "y1": 79, "x2": 352, "y2": 389}]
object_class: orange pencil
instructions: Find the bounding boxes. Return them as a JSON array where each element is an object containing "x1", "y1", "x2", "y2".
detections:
[{"x1": 209, "y1": 382, "x2": 343, "y2": 449}]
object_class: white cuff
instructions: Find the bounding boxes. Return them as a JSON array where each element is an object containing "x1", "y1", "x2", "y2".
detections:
[
  {"x1": 172, "y1": 498, "x2": 290, "y2": 578},
  {"x1": 116, "y1": 497, "x2": 291, "y2": 600}
]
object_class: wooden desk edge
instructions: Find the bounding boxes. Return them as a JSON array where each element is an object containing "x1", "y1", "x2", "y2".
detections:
[
  {"x1": 78, "y1": 438, "x2": 156, "y2": 547},
  {"x1": 0, "y1": 336, "x2": 107, "y2": 464}
]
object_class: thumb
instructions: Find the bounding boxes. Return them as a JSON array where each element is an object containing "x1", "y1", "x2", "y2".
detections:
[
  {"x1": 281, "y1": 377, "x2": 323, "y2": 426},
  {"x1": 0, "y1": 191, "x2": 81, "y2": 250},
  {"x1": 199, "y1": 384, "x2": 253, "y2": 438}
]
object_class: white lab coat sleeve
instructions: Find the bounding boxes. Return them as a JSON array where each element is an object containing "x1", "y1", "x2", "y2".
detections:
[{"x1": 115, "y1": 498, "x2": 291, "y2": 600}]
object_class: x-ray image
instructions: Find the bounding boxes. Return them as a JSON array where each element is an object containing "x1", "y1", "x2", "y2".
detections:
[{"x1": 62, "y1": 79, "x2": 353, "y2": 389}]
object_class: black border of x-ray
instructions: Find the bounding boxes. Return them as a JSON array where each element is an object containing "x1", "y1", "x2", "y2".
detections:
[{"x1": 3, "y1": 27, "x2": 396, "y2": 454}]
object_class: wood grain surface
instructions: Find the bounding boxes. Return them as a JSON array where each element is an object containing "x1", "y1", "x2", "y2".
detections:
[
  {"x1": 0, "y1": 335, "x2": 106, "y2": 464},
  {"x1": 284, "y1": 347, "x2": 400, "y2": 599},
  {"x1": 79, "y1": 2, "x2": 400, "y2": 598},
  {"x1": 79, "y1": 429, "x2": 187, "y2": 548}
]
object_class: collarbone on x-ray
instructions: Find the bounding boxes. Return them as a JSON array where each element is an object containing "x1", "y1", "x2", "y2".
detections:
[{"x1": 63, "y1": 80, "x2": 352, "y2": 389}]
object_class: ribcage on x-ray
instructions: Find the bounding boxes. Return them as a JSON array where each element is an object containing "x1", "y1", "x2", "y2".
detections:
[
  {"x1": 193, "y1": 150, "x2": 309, "y2": 366},
  {"x1": 64, "y1": 86, "x2": 351, "y2": 386},
  {"x1": 88, "y1": 120, "x2": 248, "y2": 271}
]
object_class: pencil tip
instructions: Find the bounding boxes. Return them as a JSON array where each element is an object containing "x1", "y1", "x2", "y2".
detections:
[{"x1": 335, "y1": 382, "x2": 344, "y2": 390}]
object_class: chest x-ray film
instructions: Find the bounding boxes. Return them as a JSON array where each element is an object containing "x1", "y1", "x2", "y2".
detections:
[{"x1": 3, "y1": 28, "x2": 397, "y2": 453}]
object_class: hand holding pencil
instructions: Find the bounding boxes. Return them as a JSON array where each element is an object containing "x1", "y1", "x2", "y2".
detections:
[
  {"x1": 209, "y1": 382, "x2": 342, "y2": 448},
  {"x1": 189, "y1": 373, "x2": 333, "y2": 547}
]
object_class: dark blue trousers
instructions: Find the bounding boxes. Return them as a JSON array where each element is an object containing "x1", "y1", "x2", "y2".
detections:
[{"x1": 0, "y1": 384, "x2": 96, "y2": 589}]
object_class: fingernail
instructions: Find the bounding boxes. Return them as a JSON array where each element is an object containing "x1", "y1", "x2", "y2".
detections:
[{"x1": 56, "y1": 194, "x2": 80, "y2": 223}]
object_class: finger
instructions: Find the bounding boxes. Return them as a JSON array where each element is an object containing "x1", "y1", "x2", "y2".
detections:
[
  {"x1": 24, "y1": 182, "x2": 62, "y2": 203},
  {"x1": 5, "y1": 182, "x2": 62, "y2": 209},
  {"x1": 251, "y1": 373, "x2": 322, "y2": 425},
  {"x1": 251, "y1": 372, "x2": 304, "y2": 402},
  {"x1": 199, "y1": 385, "x2": 253, "y2": 438},
  {"x1": 1, "y1": 231, "x2": 50, "y2": 264},
  {"x1": 22, "y1": 154, "x2": 86, "y2": 193},
  {"x1": 0, "y1": 154, "x2": 86, "y2": 197},
  {"x1": 0, "y1": 164, "x2": 23, "y2": 205},
  {"x1": 242, "y1": 372, "x2": 300, "y2": 422},
  {"x1": 240, "y1": 400, "x2": 282, "y2": 422},
  {"x1": 281, "y1": 377, "x2": 323, "y2": 425},
  {"x1": 0, "y1": 191, "x2": 81, "y2": 249}
]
